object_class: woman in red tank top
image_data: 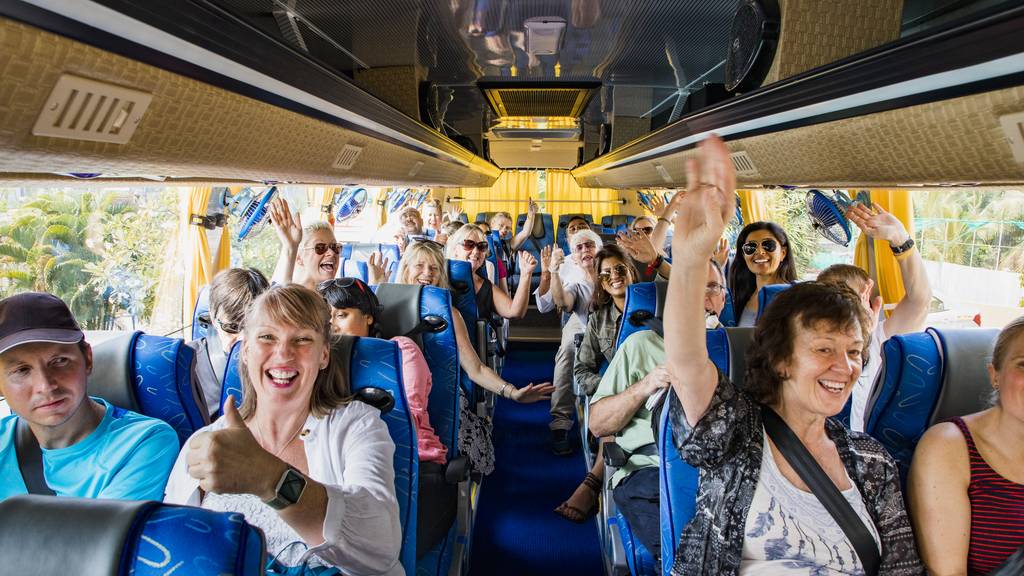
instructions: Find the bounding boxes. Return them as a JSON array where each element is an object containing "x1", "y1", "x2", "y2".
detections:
[{"x1": 909, "y1": 316, "x2": 1024, "y2": 575}]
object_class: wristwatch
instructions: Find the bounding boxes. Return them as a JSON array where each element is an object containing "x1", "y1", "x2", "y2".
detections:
[
  {"x1": 890, "y1": 237, "x2": 915, "y2": 255},
  {"x1": 264, "y1": 467, "x2": 307, "y2": 510}
]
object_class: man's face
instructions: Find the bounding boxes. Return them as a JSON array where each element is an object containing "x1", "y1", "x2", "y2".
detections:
[
  {"x1": 566, "y1": 218, "x2": 590, "y2": 237},
  {"x1": 401, "y1": 210, "x2": 424, "y2": 234},
  {"x1": 0, "y1": 341, "x2": 92, "y2": 427},
  {"x1": 704, "y1": 262, "x2": 727, "y2": 315}
]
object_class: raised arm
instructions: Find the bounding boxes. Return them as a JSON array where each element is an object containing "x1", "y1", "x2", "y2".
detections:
[
  {"x1": 270, "y1": 197, "x2": 302, "y2": 285},
  {"x1": 451, "y1": 308, "x2": 554, "y2": 403},
  {"x1": 649, "y1": 192, "x2": 673, "y2": 254},
  {"x1": 664, "y1": 136, "x2": 736, "y2": 426},
  {"x1": 536, "y1": 245, "x2": 553, "y2": 299},
  {"x1": 617, "y1": 229, "x2": 672, "y2": 279},
  {"x1": 491, "y1": 251, "x2": 537, "y2": 319},
  {"x1": 510, "y1": 198, "x2": 538, "y2": 251},
  {"x1": 547, "y1": 248, "x2": 576, "y2": 310},
  {"x1": 847, "y1": 203, "x2": 931, "y2": 337}
]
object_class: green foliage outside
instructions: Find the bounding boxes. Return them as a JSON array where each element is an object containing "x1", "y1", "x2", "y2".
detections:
[{"x1": 760, "y1": 190, "x2": 821, "y2": 277}]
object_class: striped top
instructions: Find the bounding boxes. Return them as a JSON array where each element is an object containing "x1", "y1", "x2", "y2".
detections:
[{"x1": 951, "y1": 417, "x2": 1024, "y2": 575}]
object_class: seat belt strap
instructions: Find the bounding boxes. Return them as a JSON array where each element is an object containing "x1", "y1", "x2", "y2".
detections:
[
  {"x1": 761, "y1": 405, "x2": 880, "y2": 575},
  {"x1": 15, "y1": 418, "x2": 55, "y2": 496}
]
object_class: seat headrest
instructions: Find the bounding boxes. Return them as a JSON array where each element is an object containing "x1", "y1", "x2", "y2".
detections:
[
  {"x1": 447, "y1": 260, "x2": 474, "y2": 295},
  {"x1": 88, "y1": 331, "x2": 142, "y2": 412},
  {"x1": 330, "y1": 335, "x2": 396, "y2": 414},
  {"x1": 192, "y1": 285, "x2": 211, "y2": 341},
  {"x1": 724, "y1": 327, "x2": 755, "y2": 390},
  {"x1": 756, "y1": 283, "x2": 792, "y2": 321},
  {"x1": 929, "y1": 327, "x2": 1000, "y2": 425},
  {"x1": 0, "y1": 495, "x2": 155, "y2": 576}
]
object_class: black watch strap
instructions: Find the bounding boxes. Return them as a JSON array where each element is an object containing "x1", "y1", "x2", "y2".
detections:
[
  {"x1": 264, "y1": 467, "x2": 307, "y2": 510},
  {"x1": 890, "y1": 237, "x2": 915, "y2": 255}
]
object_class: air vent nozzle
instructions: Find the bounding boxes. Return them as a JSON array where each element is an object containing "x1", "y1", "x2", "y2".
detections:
[{"x1": 32, "y1": 74, "x2": 152, "y2": 144}]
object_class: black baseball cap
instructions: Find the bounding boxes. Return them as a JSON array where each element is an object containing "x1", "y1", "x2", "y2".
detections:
[{"x1": 0, "y1": 292, "x2": 84, "y2": 355}]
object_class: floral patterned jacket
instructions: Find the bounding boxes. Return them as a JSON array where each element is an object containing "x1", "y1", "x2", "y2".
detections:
[{"x1": 668, "y1": 371, "x2": 924, "y2": 575}]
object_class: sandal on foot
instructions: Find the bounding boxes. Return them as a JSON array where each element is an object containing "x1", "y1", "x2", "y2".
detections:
[{"x1": 554, "y1": 472, "x2": 601, "y2": 524}]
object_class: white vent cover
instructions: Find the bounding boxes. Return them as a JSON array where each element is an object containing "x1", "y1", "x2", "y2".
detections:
[
  {"x1": 407, "y1": 161, "x2": 424, "y2": 177},
  {"x1": 332, "y1": 144, "x2": 364, "y2": 171},
  {"x1": 730, "y1": 151, "x2": 760, "y2": 177},
  {"x1": 654, "y1": 163, "x2": 673, "y2": 184},
  {"x1": 999, "y1": 112, "x2": 1024, "y2": 163},
  {"x1": 32, "y1": 74, "x2": 152, "y2": 144}
]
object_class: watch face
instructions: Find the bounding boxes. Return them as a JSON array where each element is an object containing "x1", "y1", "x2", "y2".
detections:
[{"x1": 278, "y1": 468, "x2": 307, "y2": 505}]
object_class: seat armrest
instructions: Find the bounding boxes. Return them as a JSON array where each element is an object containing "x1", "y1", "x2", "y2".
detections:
[
  {"x1": 445, "y1": 455, "x2": 470, "y2": 484},
  {"x1": 603, "y1": 441, "x2": 628, "y2": 468}
]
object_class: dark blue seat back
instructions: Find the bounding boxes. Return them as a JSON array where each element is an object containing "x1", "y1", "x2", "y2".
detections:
[
  {"x1": 475, "y1": 211, "x2": 499, "y2": 224},
  {"x1": 220, "y1": 340, "x2": 243, "y2": 413},
  {"x1": 341, "y1": 258, "x2": 370, "y2": 283},
  {"x1": 88, "y1": 332, "x2": 207, "y2": 446},
  {"x1": 556, "y1": 213, "x2": 593, "y2": 255},
  {"x1": 133, "y1": 504, "x2": 266, "y2": 575},
  {"x1": 756, "y1": 283, "x2": 792, "y2": 322},
  {"x1": 865, "y1": 327, "x2": 998, "y2": 485},
  {"x1": 601, "y1": 215, "x2": 634, "y2": 231},
  {"x1": 718, "y1": 289, "x2": 737, "y2": 327},
  {"x1": 659, "y1": 329, "x2": 730, "y2": 574},
  {"x1": 615, "y1": 282, "x2": 665, "y2": 348}
]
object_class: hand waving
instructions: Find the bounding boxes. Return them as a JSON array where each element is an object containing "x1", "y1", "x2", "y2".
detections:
[
  {"x1": 539, "y1": 245, "x2": 553, "y2": 274},
  {"x1": 846, "y1": 203, "x2": 910, "y2": 246},
  {"x1": 269, "y1": 197, "x2": 303, "y2": 250},
  {"x1": 617, "y1": 229, "x2": 658, "y2": 263},
  {"x1": 518, "y1": 250, "x2": 538, "y2": 273},
  {"x1": 368, "y1": 252, "x2": 390, "y2": 285},
  {"x1": 511, "y1": 381, "x2": 555, "y2": 403},
  {"x1": 672, "y1": 135, "x2": 736, "y2": 263}
]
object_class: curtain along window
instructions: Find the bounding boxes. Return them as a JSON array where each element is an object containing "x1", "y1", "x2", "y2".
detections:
[
  {"x1": 854, "y1": 189, "x2": 914, "y2": 311},
  {"x1": 738, "y1": 189, "x2": 769, "y2": 225},
  {"x1": 543, "y1": 170, "x2": 622, "y2": 225},
  {"x1": 457, "y1": 170, "x2": 540, "y2": 225},
  {"x1": 182, "y1": 186, "x2": 214, "y2": 328}
]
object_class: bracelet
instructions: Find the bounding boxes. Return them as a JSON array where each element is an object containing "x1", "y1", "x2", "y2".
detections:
[
  {"x1": 889, "y1": 237, "x2": 915, "y2": 255},
  {"x1": 499, "y1": 383, "x2": 511, "y2": 399},
  {"x1": 657, "y1": 216, "x2": 671, "y2": 225},
  {"x1": 645, "y1": 255, "x2": 664, "y2": 277}
]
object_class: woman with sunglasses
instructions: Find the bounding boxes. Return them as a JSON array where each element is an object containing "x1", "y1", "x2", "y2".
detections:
[
  {"x1": 555, "y1": 245, "x2": 640, "y2": 524},
  {"x1": 393, "y1": 241, "x2": 554, "y2": 474},
  {"x1": 730, "y1": 221, "x2": 797, "y2": 327},
  {"x1": 317, "y1": 277, "x2": 456, "y2": 558},
  {"x1": 445, "y1": 224, "x2": 537, "y2": 322},
  {"x1": 269, "y1": 197, "x2": 343, "y2": 290}
]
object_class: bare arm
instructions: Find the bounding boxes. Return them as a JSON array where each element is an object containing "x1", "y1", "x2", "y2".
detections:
[
  {"x1": 547, "y1": 249, "x2": 576, "y2": 310},
  {"x1": 908, "y1": 421, "x2": 971, "y2": 576},
  {"x1": 510, "y1": 198, "x2": 537, "y2": 251},
  {"x1": 269, "y1": 197, "x2": 302, "y2": 285},
  {"x1": 491, "y1": 251, "x2": 537, "y2": 319},
  {"x1": 847, "y1": 203, "x2": 931, "y2": 337},
  {"x1": 590, "y1": 365, "x2": 670, "y2": 437},
  {"x1": 664, "y1": 136, "x2": 736, "y2": 426},
  {"x1": 536, "y1": 245, "x2": 552, "y2": 298},
  {"x1": 649, "y1": 192, "x2": 673, "y2": 254}
]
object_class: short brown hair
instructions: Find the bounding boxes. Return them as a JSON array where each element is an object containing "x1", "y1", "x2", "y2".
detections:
[
  {"x1": 239, "y1": 284, "x2": 350, "y2": 419},
  {"x1": 209, "y1": 268, "x2": 269, "y2": 327},
  {"x1": 818, "y1": 264, "x2": 869, "y2": 287},
  {"x1": 745, "y1": 281, "x2": 870, "y2": 405}
]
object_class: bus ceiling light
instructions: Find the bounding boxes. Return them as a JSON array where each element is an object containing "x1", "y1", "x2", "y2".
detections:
[
  {"x1": 33, "y1": 74, "x2": 153, "y2": 145},
  {"x1": 654, "y1": 163, "x2": 673, "y2": 184},
  {"x1": 408, "y1": 161, "x2": 424, "y2": 178},
  {"x1": 524, "y1": 17, "x2": 566, "y2": 55}
]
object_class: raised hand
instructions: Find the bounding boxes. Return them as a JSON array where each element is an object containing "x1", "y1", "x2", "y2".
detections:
[
  {"x1": 713, "y1": 235, "x2": 730, "y2": 267},
  {"x1": 186, "y1": 396, "x2": 285, "y2": 499},
  {"x1": 445, "y1": 207, "x2": 464, "y2": 224},
  {"x1": 648, "y1": 193, "x2": 667, "y2": 215},
  {"x1": 527, "y1": 197, "x2": 539, "y2": 218},
  {"x1": 617, "y1": 229, "x2": 658, "y2": 263},
  {"x1": 393, "y1": 232, "x2": 408, "y2": 255},
  {"x1": 511, "y1": 381, "x2": 555, "y2": 403},
  {"x1": 847, "y1": 203, "x2": 910, "y2": 246},
  {"x1": 367, "y1": 252, "x2": 390, "y2": 285},
  {"x1": 673, "y1": 135, "x2": 735, "y2": 263},
  {"x1": 270, "y1": 197, "x2": 303, "y2": 249},
  {"x1": 539, "y1": 245, "x2": 553, "y2": 274},
  {"x1": 549, "y1": 247, "x2": 565, "y2": 272},
  {"x1": 518, "y1": 250, "x2": 538, "y2": 273}
]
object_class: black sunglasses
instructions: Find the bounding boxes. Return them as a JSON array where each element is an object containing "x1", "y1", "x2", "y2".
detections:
[
  {"x1": 307, "y1": 242, "x2": 343, "y2": 255},
  {"x1": 598, "y1": 264, "x2": 630, "y2": 281},
  {"x1": 633, "y1": 226, "x2": 655, "y2": 235},
  {"x1": 318, "y1": 277, "x2": 367, "y2": 294},
  {"x1": 461, "y1": 239, "x2": 489, "y2": 253},
  {"x1": 741, "y1": 239, "x2": 779, "y2": 255}
]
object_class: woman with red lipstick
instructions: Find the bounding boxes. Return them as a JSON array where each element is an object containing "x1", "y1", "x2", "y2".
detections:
[
  {"x1": 165, "y1": 285, "x2": 402, "y2": 575},
  {"x1": 729, "y1": 221, "x2": 797, "y2": 327}
]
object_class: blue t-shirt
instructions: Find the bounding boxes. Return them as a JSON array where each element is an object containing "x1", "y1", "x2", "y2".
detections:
[{"x1": 0, "y1": 397, "x2": 178, "y2": 501}]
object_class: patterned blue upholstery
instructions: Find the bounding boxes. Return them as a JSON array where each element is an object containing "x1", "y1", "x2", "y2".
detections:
[
  {"x1": 447, "y1": 260, "x2": 479, "y2": 350},
  {"x1": 132, "y1": 334, "x2": 207, "y2": 446},
  {"x1": 513, "y1": 213, "x2": 553, "y2": 291},
  {"x1": 864, "y1": 332, "x2": 943, "y2": 484},
  {"x1": 616, "y1": 282, "x2": 661, "y2": 348},
  {"x1": 718, "y1": 289, "x2": 736, "y2": 327},
  {"x1": 341, "y1": 258, "x2": 370, "y2": 283},
  {"x1": 191, "y1": 285, "x2": 210, "y2": 341},
  {"x1": 348, "y1": 337, "x2": 419, "y2": 576},
  {"x1": 556, "y1": 213, "x2": 593, "y2": 254},
  {"x1": 220, "y1": 341, "x2": 244, "y2": 413},
  {"x1": 755, "y1": 283, "x2": 792, "y2": 322},
  {"x1": 132, "y1": 505, "x2": 266, "y2": 575},
  {"x1": 659, "y1": 329, "x2": 729, "y2": 573},
  {"x1": 617, "y1": 510, "x2": 656, "y2": 576}
]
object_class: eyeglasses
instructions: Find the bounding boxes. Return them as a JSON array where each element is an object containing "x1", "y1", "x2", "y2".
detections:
[
  {"x1": 461, "y1": 239, "x2": 489, "y2": 253},
  {"x1": 574, "y1": 240, "x2": 596, "y2": 252},
  {"x1": 318, "y1": 277, "x2": 367, "y2": 295},
  {"x1": 306, "y1": 242, "x2": 343, "y2": 255},
  {"x1": 633, "y1": 226, "x2": 655, "y2": 235},
  {"x1": 705, "y1": 282, "x2": 725, "y2": 296},
  {"x1": 598, "y1": 264, "x2": 630, "y2": 282},
  {"x1": 410, "y1": 237, "x2": 445, "y2": 250},
  {"x1": 741, "y1": 239, "x2": 779, "y2": 256},
  {"x1": 215, "y1": 317, "x2": 241, "y2": 335}
]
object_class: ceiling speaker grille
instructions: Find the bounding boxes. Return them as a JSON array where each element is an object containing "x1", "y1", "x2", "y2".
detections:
[{"x1": 32, "y1": 74, "x2": 152, "y2": 144}]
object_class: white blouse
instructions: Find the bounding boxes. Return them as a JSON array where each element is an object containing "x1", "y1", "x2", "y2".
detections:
[{"x1": 164, "y1": 400, "x2": 403, "y2": 576}]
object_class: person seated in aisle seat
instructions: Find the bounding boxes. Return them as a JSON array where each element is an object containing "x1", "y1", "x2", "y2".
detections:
[
  {"x1": 729, "y1": 221, "x2": 798, "y2": 327},
  {"x1": 421, "y1": 199, "x2": 443, "y2": 239},
  {"x1": 393, "y1": 207, "x2": 426, "y2": 256},
  {"x1": 188, "y1": 267, "x2": 269, "y2": 416},
  {"x1": 269, "y1": 197, "x2": 341, "y2": 290},
  {"x1": 817, "y1": 203, "x2": 930, "y2": 432},
  {"x1": 555, "y1": 246, "x2": 638, "y2": 523},
  {"x1": 909, "y1": 316, "x2": 1024, "y2": 575},
  {"x1": 535, "y1": 229, "x2": 603, "y2": 455},
  {"x1": 490, "y1": 198, "x2": 538, "y2": 252},
  {"x1": 165, "y1": 285, "x2": 402, "y2": 575},
  {"x1": 662, "y1": 136, "x2": 921, "y2": 575},
  {"x1": 445, "y1": 223, "x2": 537, "y2": 322},
  {"x1": 390, "y1": 240, "x2": 554, "y2": 475},
  {"x1": 318, "y1": 277, "x2": 456, "y2": 558},
  {"x1": 436, "y1": 219, "x2": 463, "y2": 246},
  {"x1": 0, "y1": 292, "x2": 178, "y2": 501}
]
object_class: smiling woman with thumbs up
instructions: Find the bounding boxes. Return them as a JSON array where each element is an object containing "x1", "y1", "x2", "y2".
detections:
[{"x1": 164, "y1": 284, "x2": 402, "y2": 576}]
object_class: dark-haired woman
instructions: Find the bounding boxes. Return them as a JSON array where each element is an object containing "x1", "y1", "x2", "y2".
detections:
[
  {"x1": 318, "y1": 277, "x2": 456, "y2": 558},
  {"x1": 165, "y1": 285, "x2": 402, "y2": 575},
  {"x1": 729, "y1": 221, "x2": 797, "y2": 327},
  {"x1": 555, "y1": 245, "x2": 639, "y2": 524},
  {"x1": 909, "y1": 316, "x2": 1024, "y2": 575},
  {"x1": 662, "y1": 136, "x2": 921, "y2": 575}
]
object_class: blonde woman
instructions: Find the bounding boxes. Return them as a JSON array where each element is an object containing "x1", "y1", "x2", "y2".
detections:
[
  {"x1": 446, "y1": 223, "x2": 536, "y2": 321},
  {"x1": 269, "y1": 197, "x2": 341, "y2": 290}
]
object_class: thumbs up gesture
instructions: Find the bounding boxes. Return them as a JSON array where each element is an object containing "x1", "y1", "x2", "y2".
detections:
[{"x1": 186, "y1": 395, "x2": 287, "y2": 500}]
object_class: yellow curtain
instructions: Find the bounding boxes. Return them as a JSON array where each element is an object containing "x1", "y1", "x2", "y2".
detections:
[
  {"x1": 545, "y1": 170, "x2": 622, "y2": 224},
  {"x1": 854, "y1": 189, "x2": 914, "y2": 310},
  {"x1": 210, "y1": 187, "x2": 236, "y2": 276},
  {"x1": 738, "y1": 189, "x2": 769, "y2": 225},
  {"x1": 321, "y1": 187, "x2": 338, "y2": 225},
  {"x1": 457, "y1": 170, "x2": 539, "y2": 223},
  {"x1": 182, "y1": 186, "x2": 214, "y2": 328}
]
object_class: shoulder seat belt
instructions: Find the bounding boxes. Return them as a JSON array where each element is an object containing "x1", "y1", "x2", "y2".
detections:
[
  {"x1": 15, "y1": 418, "x2": 55, "y2": 495},
  {"x1": 761, "y1": 405, "x2": 880, "y2": 576}
]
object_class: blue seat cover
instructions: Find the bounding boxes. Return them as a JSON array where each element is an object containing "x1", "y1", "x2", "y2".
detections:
[
  {"x1": 616, "y1": 282, "x2": 660, "y2": 349},
  {"x1": 131, "y1": 505, "x2": 266, "y2": 575},
  {"x1": 342, "y1": 259, "x2": 370, "y2": 283},
  {"x1": 132, "y1": 334, "x2": 207, "y2": 446},
  {"x1": 191, "y1": 285, "x2": 210, "y2": 341},
  {"x1": 756, "y1": 283, "x2": 792, "y2": 322},
  {"x1": 718, "y1": 289, "x2": 737, "y2": 327},
  {"x1": 601, "y1": 215, "x2": 635, "y2": 230},
  {"x1": 220, "y1": 341, "x2": 244, "y2": 413}
]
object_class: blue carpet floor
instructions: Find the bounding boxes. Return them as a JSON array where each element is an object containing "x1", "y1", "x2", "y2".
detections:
[{"x1": 468, "y1": 342, "x2": 603, "y2": 575}]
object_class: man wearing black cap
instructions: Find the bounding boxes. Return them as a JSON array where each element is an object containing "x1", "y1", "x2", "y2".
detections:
[{"x1": 0, "y1": 292, "x2": 178, "y2": 500}]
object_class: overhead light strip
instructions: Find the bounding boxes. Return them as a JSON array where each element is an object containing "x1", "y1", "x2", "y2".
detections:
[{"x1": 20, "y1": 0, "x2": 474, "y2": 170}]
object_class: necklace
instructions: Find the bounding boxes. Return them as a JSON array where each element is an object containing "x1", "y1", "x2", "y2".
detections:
[{"x1": 255, "y1": 416, "x2": 307, "y2": 458}]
